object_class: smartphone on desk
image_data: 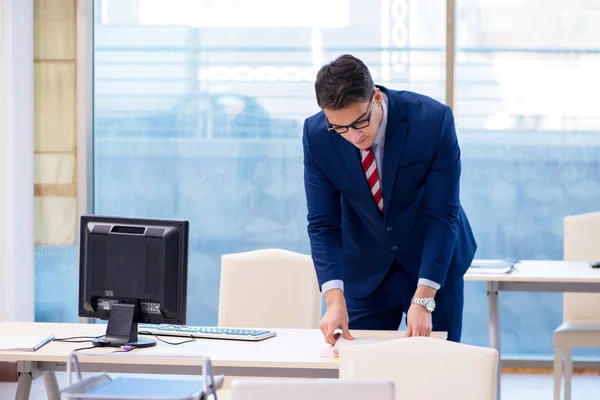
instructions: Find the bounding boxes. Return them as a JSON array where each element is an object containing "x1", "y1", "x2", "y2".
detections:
[{"x1": 591, "y1": 261, "x2": 600, "y2": 268}]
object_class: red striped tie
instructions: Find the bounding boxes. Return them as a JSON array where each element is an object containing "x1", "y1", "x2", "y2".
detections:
[{"x1": 362, "y1": 148, "x2": 383, "y2": 213}]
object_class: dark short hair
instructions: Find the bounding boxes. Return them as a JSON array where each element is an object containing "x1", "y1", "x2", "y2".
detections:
[{"x1": 314, "y1": 54, "x2": 375, "y2": 110}]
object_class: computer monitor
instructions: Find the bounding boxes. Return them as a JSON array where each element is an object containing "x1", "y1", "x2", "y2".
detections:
[{"x1": 78, "y1": 215, "x2": 189, "y2": 348}]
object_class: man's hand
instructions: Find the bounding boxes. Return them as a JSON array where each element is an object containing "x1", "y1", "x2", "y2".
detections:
[
  {"x1": 406, "y1": 304, "x2": 432, "y2": 337},
  {"x1": 406, "y1": 285, "x2": 436, "y2": 337},
  {"x1": 319, "y1": 289, "x2": 354, "y2": 345}
]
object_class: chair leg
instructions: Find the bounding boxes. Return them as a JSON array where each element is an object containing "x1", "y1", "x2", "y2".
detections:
[
  {"x1": 564, "y1": 347, "x2": 573, "y2": 400},
  {"x1": 553, "y1": 347, "x2": 562, "y2": 400}
]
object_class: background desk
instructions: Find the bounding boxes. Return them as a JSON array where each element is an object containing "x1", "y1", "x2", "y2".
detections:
[
  {"x1": 0, "y1": 322, "x2": 446, "y2": 400},
  {"x1": 465, "y1": 260, "x2": 600, "y2": 400}
]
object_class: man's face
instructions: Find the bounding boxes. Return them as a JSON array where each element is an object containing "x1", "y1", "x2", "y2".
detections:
[{"x1": 323, "y1": 88, "x2": 382, "y2": 150}]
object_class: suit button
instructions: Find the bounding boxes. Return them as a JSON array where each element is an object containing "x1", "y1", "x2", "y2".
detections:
[
  {"x1": 386, "y1": 226, "x2": 393, "y2": 232},
  {"x1": 392, "y1": 245, "x2": 398, "y2": 251}
]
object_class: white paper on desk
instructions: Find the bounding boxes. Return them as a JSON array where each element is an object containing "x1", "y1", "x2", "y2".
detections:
[
  {"x1": 0, "y1": 334, "x2": 54, "y2": 351},
  {"x1": 468, "y1": 259, "x2": 516, "y2": 274}
]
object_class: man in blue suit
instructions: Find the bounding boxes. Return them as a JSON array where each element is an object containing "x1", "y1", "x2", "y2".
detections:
[{"x1": 303, "y1": 54, "x2": 476, "y2": 344}]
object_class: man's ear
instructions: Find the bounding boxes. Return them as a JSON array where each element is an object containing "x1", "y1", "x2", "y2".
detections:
[{"x1": 373, "y1": 87, "x2": 382, "y2": 105}]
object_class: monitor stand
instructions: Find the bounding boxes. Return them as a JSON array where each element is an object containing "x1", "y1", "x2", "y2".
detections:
[{"x1": 92, "y1": 302, "x2": 157, "y2": 348}]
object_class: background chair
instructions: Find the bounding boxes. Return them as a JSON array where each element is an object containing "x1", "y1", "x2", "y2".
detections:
[
  {"x1": 554, "y1": 212, "x2": 600, "y2": 400},
  {"x1": 218, "y1": 248, "x2": 322, "y2": 329},
  {"x1": 231, "y1": 379, "x2": 395, "y2": 400},
  {"x1": 339, "y1": 336, "x2": 498, "y2": 400},
  {"x1": 217, "y1": 248, "x2": 322, "y2": 397}
]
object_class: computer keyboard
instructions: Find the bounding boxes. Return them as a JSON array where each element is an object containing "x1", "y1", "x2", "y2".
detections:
[{"x1": 138, "y1": 324, "x2": 277, "y2": 342}]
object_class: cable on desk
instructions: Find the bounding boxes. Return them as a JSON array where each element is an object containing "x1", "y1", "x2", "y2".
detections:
[
  {"x1": 56, "y1": 333, "x2": 194, "y2": 355},
  {"x1": 138, "y1": 331, "x2": 196, "y2": 345},
  {"x1": 72, "y1": 345, "x2": 98, "y2": 352},
  {"x1": 54, "y1": 335, "x2": 104, "y2": 343},
  {"x1": 54, "y1": 335, "x2": 104, "y2": 352},
  {"x1": 53, "y1": 335, "x2": 104, "y2": 352}
]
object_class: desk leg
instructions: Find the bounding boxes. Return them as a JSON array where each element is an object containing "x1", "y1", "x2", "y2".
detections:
[
  {"x1": 487, "y1": 281, "x2": 501, "y2": 400},
  {"x1": 14, "y1": 372, "x2": 32, "y2": 400},
  {"x1": 43, "y1": 372, "x2": 61, "y2": 400}
]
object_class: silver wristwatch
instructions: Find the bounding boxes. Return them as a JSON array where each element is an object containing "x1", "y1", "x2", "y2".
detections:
[{"x1": 411, "y1": 297, "x2": 435, "y2": 312}]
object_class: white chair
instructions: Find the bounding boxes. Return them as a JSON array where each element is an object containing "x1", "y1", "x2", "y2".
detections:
[
  {"x1": 231, "y1": 379, "x2": 395, "y2": 400},
  {"x1": 339, "y1": 337, "x2": 498, "y2": 400},
  {"x1": 217, "y1": 248, "x2": 323, "y2": 396},
  {"x1": 218, "y1": 248, "x2": 322, "y2": 329},
  {"x1": 554, "y1": 213, "x2": 600, "y2": 400}
]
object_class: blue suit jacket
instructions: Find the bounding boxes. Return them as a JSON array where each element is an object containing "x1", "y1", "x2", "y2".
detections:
[{"x1": 303, "y1": 86, "x2": 477, "y2": 299}]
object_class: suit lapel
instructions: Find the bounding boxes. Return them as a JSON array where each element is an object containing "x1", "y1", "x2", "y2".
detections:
[
  {"x1": 332, "y1": 87, "x2": 408, "y2": 221},
  {"x1": 381, "y1": 88, "x2": 408, "y2": 218}
]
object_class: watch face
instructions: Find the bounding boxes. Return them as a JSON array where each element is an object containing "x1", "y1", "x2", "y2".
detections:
[{"x1": 426, "y1": 298, "x2": 435, "y2": 311}]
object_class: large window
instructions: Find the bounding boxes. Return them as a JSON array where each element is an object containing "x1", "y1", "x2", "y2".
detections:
[
  {"x1": 34, "y1": 0, "x2": 600, "y2": 360},
  {"x1": 92, "y1": 0, "x2": 447, "y2": 327},
  {"x1": 455, "y1": 0, "x2": 600, "y2": 357}
]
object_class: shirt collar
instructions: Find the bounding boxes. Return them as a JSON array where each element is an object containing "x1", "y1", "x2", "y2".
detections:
[{"x1": 373, "y1": 91, "x2": 388, "y2": 149}]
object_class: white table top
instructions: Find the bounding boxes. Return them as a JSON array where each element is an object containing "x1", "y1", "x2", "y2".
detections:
[
  {"x1": 0, "y1": 322, "x2": 447, "y2": 370},
  {"x1": 465, "y1": 260, "x2": 600, "y2": 283}
]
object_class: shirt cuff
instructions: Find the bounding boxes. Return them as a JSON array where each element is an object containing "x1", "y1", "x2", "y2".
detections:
[
  {"x1": 418, "y1": 278, "x2": 441, "y2": 290},
  {"x1": 322, "y1": 279, "x2": 344, "y2": 294}
]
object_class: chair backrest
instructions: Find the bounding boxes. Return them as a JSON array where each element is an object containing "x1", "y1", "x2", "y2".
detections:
[
  {"x1": 231, "y1": 379, "x2": 395, "y2": 400},
  {"x1": 218, "y1": 248, "x2": 322, "y2": 328},
  {"x1": 563, "y1": 212, "x2": 600, "y2": 321},
  {"x1": 339, "y1": 337, "x2": 497, "y2": 400}
]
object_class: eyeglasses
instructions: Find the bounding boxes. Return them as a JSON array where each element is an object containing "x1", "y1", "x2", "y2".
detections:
[{"x1": 326, "y1": 94, "x2": 375, "y2": 134}]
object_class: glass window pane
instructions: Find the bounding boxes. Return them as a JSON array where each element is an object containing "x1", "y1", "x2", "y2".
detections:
[
  {"x1": 456, "y1": 0, "x2": 600, "y2": 358},
  {"x1": 35, "y1": 247, "x2": 80, "y2": 322}
]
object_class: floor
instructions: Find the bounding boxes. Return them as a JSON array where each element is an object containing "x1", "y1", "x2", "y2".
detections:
[{"x1": 0, "y1": 372, "x2": 599, "y2": 399}]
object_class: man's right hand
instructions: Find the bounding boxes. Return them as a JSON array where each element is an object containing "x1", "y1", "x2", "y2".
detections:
[{"x1": 319, "y1": 289, "x2": 354, "y2": 345}]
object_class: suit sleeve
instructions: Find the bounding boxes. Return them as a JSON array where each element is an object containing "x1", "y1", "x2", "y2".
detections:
[
  {"x1": 302, "y1": 120, "x2": 344, "y2": 289},
  {"x1": 419, "y1": 106, "x2": 462, "y2": 287}
]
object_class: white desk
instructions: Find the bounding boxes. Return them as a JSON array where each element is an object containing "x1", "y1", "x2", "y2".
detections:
[
  {"x1": 0, "y1": 322, "x2": 446, "y2": 400},
  {"x1": 465, "y1": 260, "x2": 600, "y2": 400}
]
